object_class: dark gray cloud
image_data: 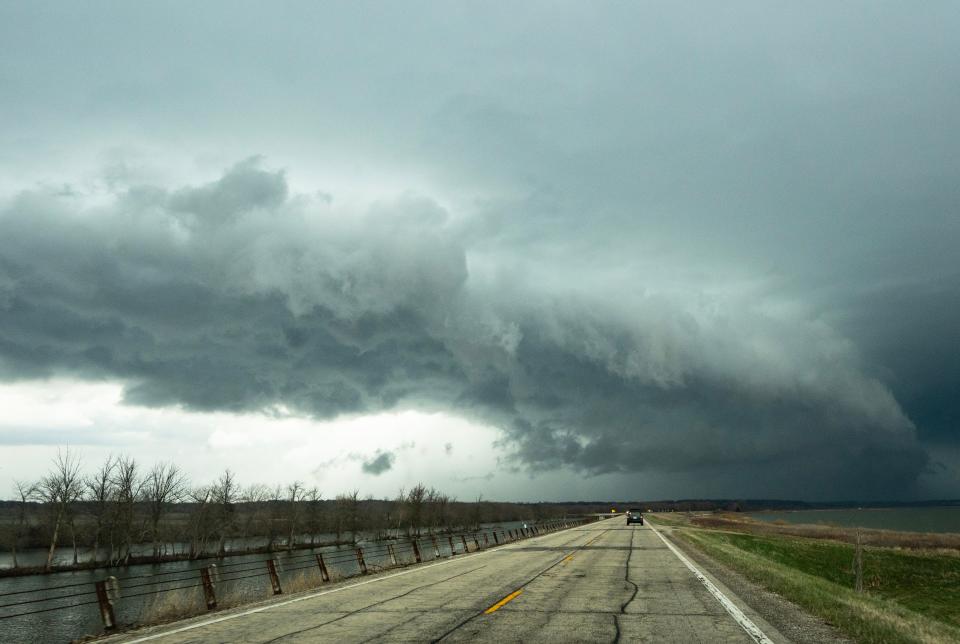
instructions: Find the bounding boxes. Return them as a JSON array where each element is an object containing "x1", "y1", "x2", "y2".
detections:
[
  {"x1": 0, "y1": 158, "x2": 941, "y2": 499},
  {"x1": 1, "y1": 3, "x2": 958, "y2": 499},
  {"x1": 362, "y1": 451, "x2": 396, "y2": 476}
]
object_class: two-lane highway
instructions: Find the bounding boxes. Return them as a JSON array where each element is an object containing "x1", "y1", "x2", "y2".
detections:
[{"x1": 109, "y1": 520, "x2": 782, "y2": 643}]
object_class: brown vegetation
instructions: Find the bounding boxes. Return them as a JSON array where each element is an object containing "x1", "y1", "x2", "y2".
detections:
[
  {"x1": 1, "y1": 450, "x2": 599, "y2": 575},
  {"x1": 681, "y1": 512, "x2": 960, "y2": 553}
]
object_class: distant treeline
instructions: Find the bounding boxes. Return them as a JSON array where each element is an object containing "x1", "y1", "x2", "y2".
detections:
[
  {"x1": 0, "y1": 450, "x2": 605, "y2": 572},
  {"x1": 600, "y1": 499, "x2": 960, "y2": 512}
]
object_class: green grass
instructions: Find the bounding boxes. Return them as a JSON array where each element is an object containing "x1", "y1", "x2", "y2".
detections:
[{"x1": 673, "y1": 527, "x2": 960, "y2": 644}]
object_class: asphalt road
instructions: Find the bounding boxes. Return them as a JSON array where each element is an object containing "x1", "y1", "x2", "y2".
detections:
[{"x1": 109, "y1": 519, "x2": 787, "y2": 643}]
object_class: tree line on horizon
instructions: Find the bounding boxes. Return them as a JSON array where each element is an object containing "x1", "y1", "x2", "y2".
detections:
[{"x1": 1, "y1": 449, "x2": 589, "y2": 572}]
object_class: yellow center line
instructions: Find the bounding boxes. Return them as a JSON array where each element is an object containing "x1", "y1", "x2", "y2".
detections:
[
  {"x1": 562, "y1": 554, "x2": 575, "y2": 565},
  {"x1": 484, "y1": 589, "x2": 523, "y2": 614}
]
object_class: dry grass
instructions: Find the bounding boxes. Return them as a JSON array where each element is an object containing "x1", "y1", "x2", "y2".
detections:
[
  {"x1": 281, "y1": 569, "x2": 324, "y2": 595},
  {"x1": 658, "y1": 512, "x2": 960, "y2": 553},
  {"x1": 139, "y1": 587, "x2": 205, "y2": 624}
]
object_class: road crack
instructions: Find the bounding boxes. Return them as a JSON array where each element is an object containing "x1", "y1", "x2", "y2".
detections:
[
  {"x1": 259, "y1": 565, "x2": 486, "y2": 644},
  {"x1": 613, "y1": 526, "x2": 638, "y2": 643},
  {"x1": 431, "y1": 528, "x2": 614, "y2": 643}
]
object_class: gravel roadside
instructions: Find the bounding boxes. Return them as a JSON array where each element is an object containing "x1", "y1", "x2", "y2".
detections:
[{"x1": 655, "y1": 524, "x2": 852, "y2": 644}]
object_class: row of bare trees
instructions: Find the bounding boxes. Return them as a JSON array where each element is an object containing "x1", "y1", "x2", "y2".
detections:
[{"x1": 3, "y1": 450, "x2": 567, "y2": 572}]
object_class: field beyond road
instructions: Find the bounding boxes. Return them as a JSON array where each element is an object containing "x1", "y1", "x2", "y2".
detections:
[{"x1": 654, "y1": 513, "x2": 960, "y2": 644}]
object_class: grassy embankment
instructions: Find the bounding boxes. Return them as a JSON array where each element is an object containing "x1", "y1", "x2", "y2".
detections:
[{"x1": 651, "y1": 513, "x2": 960, "y2": 644}]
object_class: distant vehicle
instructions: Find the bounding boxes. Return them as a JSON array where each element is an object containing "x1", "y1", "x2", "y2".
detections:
[{"x1": 626, "y1": 509, "x2": 644, "y2": 525}]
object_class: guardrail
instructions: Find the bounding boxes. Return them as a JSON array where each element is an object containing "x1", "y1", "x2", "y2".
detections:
[{"x1": 0, "y1": 518, "x2": 592, "y2": 635}]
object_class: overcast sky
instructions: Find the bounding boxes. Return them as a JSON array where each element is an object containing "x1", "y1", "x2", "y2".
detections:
[{"x1": 1, "y1": 2, "x2": 958, "y2": 501}]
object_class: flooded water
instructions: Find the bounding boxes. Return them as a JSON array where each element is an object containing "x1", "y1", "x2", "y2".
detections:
[
  {"x1": 0, "y1": 521, "x2": 531, "y2": 643},
  {"x1": 748, "y1": 506, "x2": 960, "y2": 533}
]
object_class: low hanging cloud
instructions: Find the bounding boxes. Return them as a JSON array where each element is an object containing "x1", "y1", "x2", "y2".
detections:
[
  {"x1": 361, "y1": 451, "x2": 396, "y2": 476},
  {"x1": 0, "y1": 158, "x2": 931, "y2": 498}
]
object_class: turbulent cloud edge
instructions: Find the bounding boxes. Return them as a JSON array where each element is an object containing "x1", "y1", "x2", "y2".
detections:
[{"x1": 0, "y1": 158, "x2": 928, "y2": 497}]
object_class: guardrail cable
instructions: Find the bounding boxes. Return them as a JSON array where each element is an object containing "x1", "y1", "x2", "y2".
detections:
[{"x1": 0, "y1": 519, "x2": 588, "y2": 623}]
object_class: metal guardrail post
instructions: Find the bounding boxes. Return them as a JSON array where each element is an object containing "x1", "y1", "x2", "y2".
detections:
[
  {"x1": 267, "y1": 559, "x2": 283, "y2": 594},
  {"x1": 356, "y1": 547, "x2": 368, "y2": 574},
  {"x1": 474, "y1": 535, "x2": 481, "y2": 551},
  {"x1": 95, "y1": 576, "x2": 119, "y2": 631},
  {"x1": 448, "y1": 536, "x2": 455, "y2": 555},
  {"x1": 412, "y1": 539, "x2": 422, "y2": 563},
  {"x1": 316, "y1": 553, "x2": 330, "y2": 582},
  {"x1": 431, "y1": 536, "x2": 440, "y2": 558},
  {"x1": 387, "y1": 543, "x2": 398, "y2": 566},
  {"x1": 483, "y1": 533, "x2": 489, "y2": 547},
  {"x1": 462, "y1": 535, "x2": 469, "y2": 553},
  {"x1": 200, "y1": 565, "x2": 218, "y2": 610},
  {"x1": 493, "y1": 531, "x2": 499, "y2": 545}
]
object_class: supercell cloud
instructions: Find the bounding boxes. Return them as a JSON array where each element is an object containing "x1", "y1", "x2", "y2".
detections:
[
  {"x1": 0, "y1": 2, "x2": 958, "y2": 499},
  {"x1": 0, "y1": 159, "x2": 933, "y2": 498}
]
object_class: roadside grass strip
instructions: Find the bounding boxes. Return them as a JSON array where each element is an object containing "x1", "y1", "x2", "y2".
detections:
[{"x1": 677, "y1": 528, "x2": 960, "y2": 644}]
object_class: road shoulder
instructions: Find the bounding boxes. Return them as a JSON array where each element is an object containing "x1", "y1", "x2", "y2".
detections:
[{"x1": 652, "y1": 524, "x2": 851, "y2": 644}]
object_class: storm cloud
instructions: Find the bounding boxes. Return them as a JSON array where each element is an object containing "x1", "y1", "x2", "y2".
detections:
[
  {"x1": 0, "y1": 157, "x2": 938, "y2": 498},
  {"x1": 362, "y1": 451, "x2": 397, "y2": 476},
  {"x1": 1, "y1": 2, "x2": 958, "y2": 499}
]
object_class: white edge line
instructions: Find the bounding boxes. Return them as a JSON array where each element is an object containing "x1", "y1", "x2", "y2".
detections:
[
  {"x1": 118, "y1": 522, "x2": 586, "y2": 643},
  {"x1": 648, "y1": 522, "x2": 775, "y2": 644}
]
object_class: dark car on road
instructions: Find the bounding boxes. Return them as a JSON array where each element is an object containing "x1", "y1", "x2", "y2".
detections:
[{"x1": 626, "y1": 509, "x2": 644, "y2": 525}]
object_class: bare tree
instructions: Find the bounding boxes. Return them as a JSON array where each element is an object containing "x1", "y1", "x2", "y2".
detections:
[
  {"x1": 266, "y1": 484, "x2": 284, "y2": 551},
  {"x1": 433, "y1": 492, "x2": 451, "y2": 533},
  {"x1": 212, "y1": 469, "x2": 237, "y2": 556},
  {"x1": 392, "y1": 487, "x2": 406, "y2": 538},
  {"x1": 406, "y1": 483, "x2": 427, "y2": 536},
  {"x1": 471, "y1": 494, "x2": 484, "y2": 531},
  {"x1": 239, "y1": 483, "x2": 270, "y2": 544},
  {"x1": 335, "y1": 490, "x2": 361, "y2": 543},
  {"x1": 9, "y1": 480, "x2": 36, "y2": 568},
  {"x1": 38, "y1": 449, "x2": 83, "y2": 571},
  {"x1": 144, "y1": 462, "x2": 187, "y2": 559},
  {"x1": 304, "y1": 487, "x2": 323, "y2": 545},
  {"x1": 85, "y1": 456, "x2": 116, "y2": 565},
  {"x1": 285, "y1": 481, "x2": 306, "y2": 551},
  {"x1": 187, "y1": 485, "x2": 214, "y2": 558},
  {"x1": 110, "y1": 456, "x2": 143, "y2": 565}
]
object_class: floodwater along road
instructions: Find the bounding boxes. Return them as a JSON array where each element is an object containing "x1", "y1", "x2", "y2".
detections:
[{"x1": 103, "y1": 518, "x2": 789, "y2": 643}]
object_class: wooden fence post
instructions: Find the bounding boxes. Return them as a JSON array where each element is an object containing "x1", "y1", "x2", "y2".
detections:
[
  {"x1": 356, "y1": 547, "x2": 368, "y2": 575},
  {"x1": 854, "y1": 528, "x2": 864, "y2": 593},
  {"x1": 412, "y1": 540, "x2": 422, "y2": 563},
  {"x1": 200, "y1": 565, "x2": 217, "y2": 610},
  {"x1": 267, "y1": 559, "x2": 283, "y2": 594},
  {"x1": 95, "y1": 576, "x2": 118, "y2": 631},
  {"x1": 316, "y1": 553, "x2": 330, "y2": 582}
]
